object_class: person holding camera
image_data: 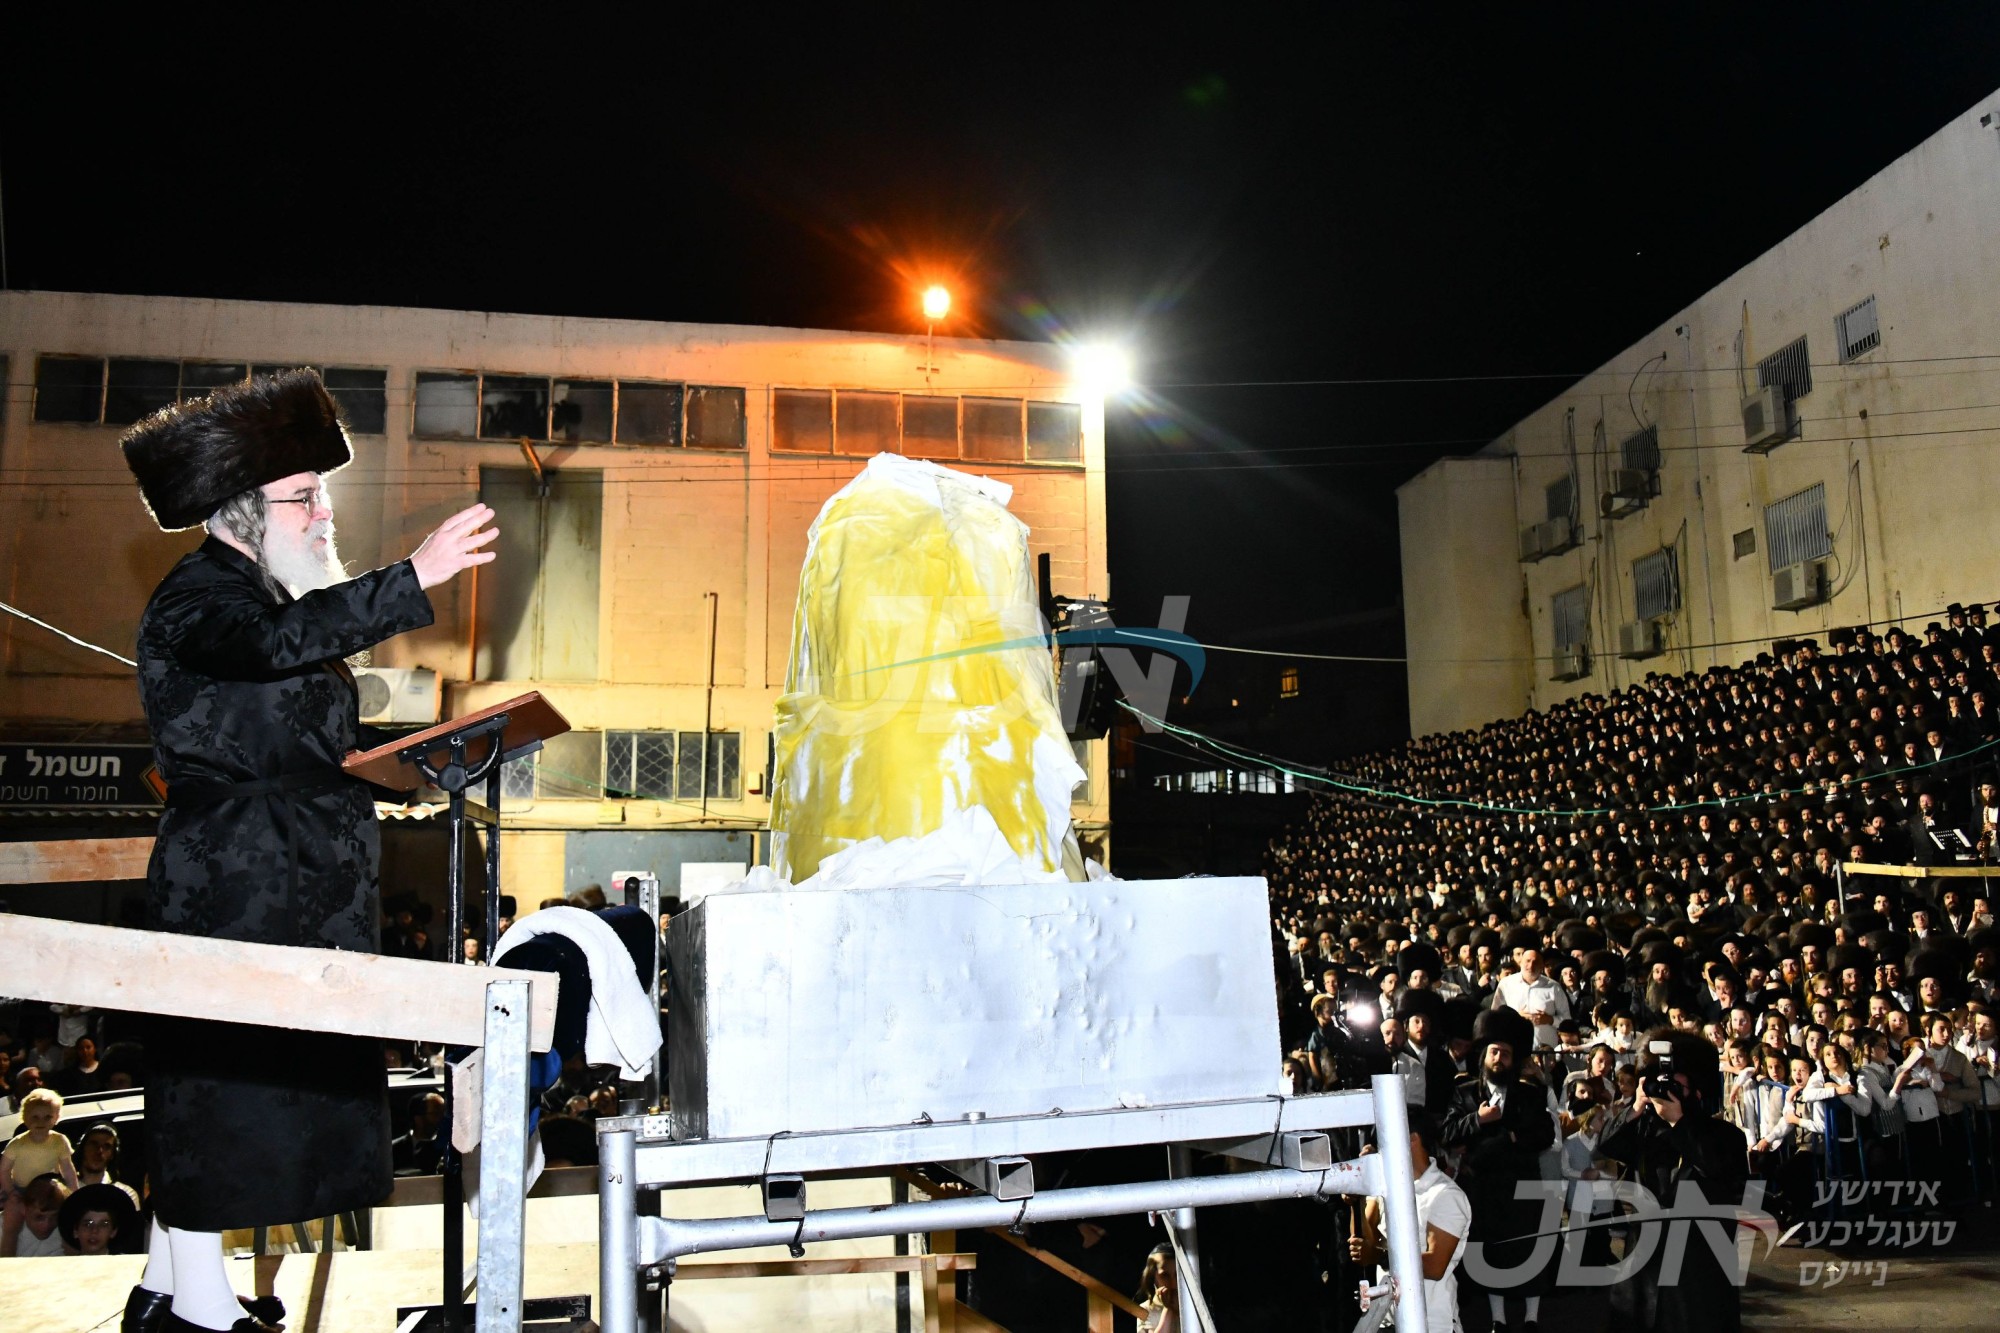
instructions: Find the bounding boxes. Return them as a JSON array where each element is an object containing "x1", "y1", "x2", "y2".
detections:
[{"x1": 1595, "y1": 1030, "x2": 1750, "y2": 1333}]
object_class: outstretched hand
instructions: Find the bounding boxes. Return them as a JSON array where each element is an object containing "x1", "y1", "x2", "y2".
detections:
[{"x1": 410, "y1": 504, "x2": 499, "y2": 589}]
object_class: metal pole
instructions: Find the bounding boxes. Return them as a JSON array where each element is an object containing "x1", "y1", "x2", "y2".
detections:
[
  {"x1": 600, "y1": 1128, "x2": 640, "y2": 1333},
  {"x1": 1167, "y1": 1145, "x2": 1202, "y2": 1333},
  {"x1": 484, "y1": 760, "x2": 503, "y2": 959},
  {"x1": 476, "y1": 979, "x2": 531, "y2": 1333},
  {"x1": 1370, "y1": 1074, "x2": 1427, "y2": 1333},
  {"x1": 641, "y1": 1162, "x2": 1372, "y2": 1262},
  {"x1": 443, "y1": 741, "x2": 469, "y2": 1329}
]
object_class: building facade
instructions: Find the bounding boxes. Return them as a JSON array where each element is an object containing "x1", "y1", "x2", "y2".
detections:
[
  {"x1": 0, "y1": 291, "x2": 1110, "y2": 901},
  {"x1": 1399, "y1": 88, "x2": 2000, "y2": 738}
]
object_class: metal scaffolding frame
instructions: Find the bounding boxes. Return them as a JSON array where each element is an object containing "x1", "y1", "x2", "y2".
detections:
[{"x1": 596, "y1": 1074, "x2": 1427, "y2": 1333}]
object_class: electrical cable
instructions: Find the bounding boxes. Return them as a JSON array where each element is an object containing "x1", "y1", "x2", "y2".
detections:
[
  {"x1": 0, "y1": 599, "x2": 136, "y2": 666},
  {"x1": 1119, "y1": 700, "x2": 2000, "y2": 820}
]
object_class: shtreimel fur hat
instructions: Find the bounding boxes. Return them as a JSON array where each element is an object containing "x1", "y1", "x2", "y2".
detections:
[{"x1": 121, "y1": 369, "x2": 352, "y2": 531}]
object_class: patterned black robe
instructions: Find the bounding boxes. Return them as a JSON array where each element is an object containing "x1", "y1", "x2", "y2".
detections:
[{"x1": 137, "y1": 536, "x2": 433, "y2": 1229}]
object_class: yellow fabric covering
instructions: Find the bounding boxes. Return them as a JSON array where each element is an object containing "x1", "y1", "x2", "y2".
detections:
[{"x1": 770, "y1": 456, "x2": 1082, "y2": 883}]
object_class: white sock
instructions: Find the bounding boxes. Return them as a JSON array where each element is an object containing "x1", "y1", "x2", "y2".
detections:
[
  {"x1": 165, "y1": 1227, "x2": 242, "y2": 1330},
  {"x1": 140, "y1": 1220, "x2": 174, "y2": 1295},
  {"x1": 1489, "y1": 1293, "x2": 1507, "y2": 1323},
  {"x1": 1524, "y1": 1295, "x2": 1541, "y2": 1320}
]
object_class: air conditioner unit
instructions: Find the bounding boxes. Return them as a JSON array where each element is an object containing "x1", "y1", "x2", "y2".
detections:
[
  {"x1": 1518, "y1": 523, "x2": 1546, "y2": 562},
  {"x1": 1617, "y1": 619, "x2": 1665, "y2": 659},
  {"x1": 1771, "y1": 560, "x2": 1828, "y2": 611},
  {"x1": 1537, "y1": 516, "x2": 1577, "y2": 556},
  {"x1": 354, "y1": 666, "x2": 441, "y2": 725},
  {"x1": 1609, "y1": 468, "x2": 1654, "y2": 499},
  {"x1": 1741, "y1": 384, "x2": 1790, "y2": 452},
  {"x1": 1551, "y1": 646, "x2": 1590, "y2": 682}
]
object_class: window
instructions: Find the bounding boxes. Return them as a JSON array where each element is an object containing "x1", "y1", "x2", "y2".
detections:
[
  {"x1": 553, "y1": 380, "x2": 614, "y2": 444},
  {"x1": 414, "y1": 372, "x2": 478, "y2": 438},
  {"x1": 685, "y1": 385, "x2": 746, "y2": 449},
  {"x1": 704, "y1": 732, "x2": 741, "y2": 801},
  {"x1": 772, "y1": 388, "x2": 833, "y2": 453},
  {"x1": 962, "y1": 397, "x2": 1024, "y2": 461},
  {"x1": 1544, "y1": 476, "x2": 1574, "y2": 522},
  {"x1": 1071, "y1": 738, "x2": 1093, "y2": 805},
  {"x1": 606, "y1": 730, "x2": 678, "y2": 799},
  {"x1": 1732, "y1": 528, "x2": 1757, "y2": 560},
  {"x1": 901, "y1": 395, "x2": 959, "y2": 458},
  {"x1": 180, "y1": 362, "x2": 247, "y2": 399},
  {"x1": 104, "y1": 359, "x2": 180, "y2": 425},
  {"x1": 1279, "y1": 667, "x2": 1300, "y2": 699},
  {"x1": 1553, "y1": 584, "x2": 1590, "y2": 650},
  {"x1": 1836, "y1": 296, "x2": 1880, "y2": 363},
  {"x1": 675, "y1": 730, "x2": 705, "y2": 799},
  {"x1": 1619, "y1": 424, "x2": 1661, "y2": 474},
  {"x1": 1026, "y1": 401, "x2": 1083, "y2": 462},
  {"x1": 1633, "y1": 548, "x2": 1679, "y2": 620},
  {"x1": 33, "y1": 355, "x2": 103, "y2": 423},
  {"x1": 1757, "y1": 336, "x2": 1813, "y2": 405},
  {"x1": 1764, "y1": 483, "x2": 1831, "y2": 572},
  {"x1": 617, "y1": 381, "x2": 683, "y2": 446},
  {"x1": 480, "y1": 375, "x2": 551, "y2": 441},
  {"x1": 835, "y1": 391, "x2": 898, "y2": 456},
  {"x1": 534, "y1": 730, "x2": 604, "y2": 799}
]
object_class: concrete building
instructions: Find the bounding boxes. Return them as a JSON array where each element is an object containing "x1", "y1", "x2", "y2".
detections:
[
  {"x1": 0, "y1": 291, "x2": 1110, "y2": 902},
  {"x1": 1399, "y1": 88, "x2": 2000, "y2": 738}
]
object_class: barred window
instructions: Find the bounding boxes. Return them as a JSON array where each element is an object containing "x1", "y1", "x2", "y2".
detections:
[
  {"x1": 772, "y1": 389, "x2": 833, "y2": 453},
  {"x1": 1836, "y1": 296, "x2": 1880, "y2": 363},
  {"x1": 1619, "y1": 424, "x2": 1660, "y2": 474},
  {"x1": 901, "y1": 395, "x2": 959, "y2": 458},
  {"x1": 835, "y1": 391, "x2": 898, "y2": 456},
  {"x1": 1764, "y1": 483, "x2": 1831, "y2": 573},
  {"x1": 606, "y1": 730, "x2": 678, "y2": 800},
  {"x1": 1545, "y1": 476, "x2": 1574, "y2": 523},
  {"x1": 1633, "y1": 548, "x2": 1679, "y2": 621},
  {"x1": 685, "y1": 385, "x2": 747, "y2": 449},
  {"x1": 1757, "y1": 336, "x2": 1813, "y2": 404},
  {"x1": 1553, "y1": 584, "x2": 1590, "y2": 650}
]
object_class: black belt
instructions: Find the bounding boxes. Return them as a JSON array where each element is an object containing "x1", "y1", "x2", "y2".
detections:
[{"x1": 165, "y1": 769, "x2": 356, "y2": 946}]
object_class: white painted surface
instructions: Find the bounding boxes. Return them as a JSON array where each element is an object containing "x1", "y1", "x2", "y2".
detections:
[{"x1": 674, "y1": 876, "x2": 1281, "y2": 1139}]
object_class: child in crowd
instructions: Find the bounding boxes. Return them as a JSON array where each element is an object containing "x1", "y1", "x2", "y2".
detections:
[{"x1": 1, "y1": 1088, "x2": 81, "y2": 1210}]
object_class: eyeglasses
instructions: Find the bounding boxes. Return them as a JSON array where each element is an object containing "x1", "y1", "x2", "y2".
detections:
[{"x1": 268, "y1": 488, "x2": 330, "y2": 510}]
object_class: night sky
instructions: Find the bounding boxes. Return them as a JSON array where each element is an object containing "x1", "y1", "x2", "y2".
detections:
[{"x1": 6, "y1": 6, "x2": 1999, "y2": 746}]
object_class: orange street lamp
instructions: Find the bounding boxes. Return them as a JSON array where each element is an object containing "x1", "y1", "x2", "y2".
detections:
[{"x1": 921, "y1": 285, "x2": 950, "y2": 383}]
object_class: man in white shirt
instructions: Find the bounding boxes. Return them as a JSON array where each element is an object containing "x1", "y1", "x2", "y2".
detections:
[
  {"x1": 1490, "y1": 928, "x2": 1569, "y2": 1050},
  {"x1": 1350, "y1": 1112, "x2": 1473, "y2": 1331}
]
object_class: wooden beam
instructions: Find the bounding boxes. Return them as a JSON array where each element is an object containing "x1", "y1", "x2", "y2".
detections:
[
  {"x1": 1845, "y1": 861, "x2": 2000, "y2": 879},
  {"x1": 673, "y1": 1255, "x2": 976, "y2": 1278},
  {"x1": 984, "y1": 1229, "x2": 1146, "y2": 1318},
  {"x1": 0, "y1": 912, "x2": 558, "y2": 1050},
  {"x1": 0, "y1": 837, "x2": 154, "y2": 884}
]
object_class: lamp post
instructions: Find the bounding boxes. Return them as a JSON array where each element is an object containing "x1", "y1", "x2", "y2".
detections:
[{"x1": 921, "y1": 285, "x2": 950, "y2": 384}]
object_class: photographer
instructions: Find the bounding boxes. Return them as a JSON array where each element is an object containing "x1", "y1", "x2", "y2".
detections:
[{"x1": 1595, "y1": 1030, "x2": 1749, "y2": 1333}]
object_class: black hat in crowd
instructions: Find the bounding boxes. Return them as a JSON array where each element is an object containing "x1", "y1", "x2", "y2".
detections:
[
  {"x1": 1503, "y1": 925, "x2": 1543, "y2": 955},
  {"x1": 58, "y1": 1182, "x2": 139, "y2": 1252},
  {"x1": 121, "y1": 369, "x2": 353, "y2": 532},
  {"x1": 1440, "y1": 998, "x2": 1483, "y2": 1045},
  {"x1": 1472, "y1": 1006, "x2": 1535, "y2": 1061},
  {"x1": 1397, "y1": 942, "x2": 1444, "y2": 981},
  {"x1": 1579, "y1": 949, "x2": 1625, "y2": 987},
  {"x1": 1396, "y1": 987, "x2": 1445, "y2": 1025}
]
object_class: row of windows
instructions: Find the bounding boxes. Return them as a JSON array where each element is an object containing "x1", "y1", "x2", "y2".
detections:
[
  {"x1": 31, "y1": 356, "x2": 389, "y2": 432},
  {"x1": 499, "y1": 728, "x2": 743, "y2": 803},
  {"x1": 20, "y1": 356, "x2": 1084, "y2": 464},
  {"x1": 412, "y1": 372, "x2": 745, "y2": 449},
  {"x1": 771, "y1": 388, "x2": 1082, "y2": 464}
]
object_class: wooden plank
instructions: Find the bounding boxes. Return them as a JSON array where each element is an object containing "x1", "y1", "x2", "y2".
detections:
[
  {"x1": 1086, "y1": 1293, "x2": 1114, "y2": 1333},
  {"x1": 986, "y1": 1228, "x2": 1147, "y2": 1318},
  {"x1": 922, "y1": 1254, "x2": 942, "y2": 1333},
  {"x1": 0, "y1": 912, "x2": 557, "y2": 1050},
  {"x1": 1846, "y1": 861, "x2": 2000, "y2": 879},
  {"x1": 0, "y1": 837, "x2": 154, "y2": 884},
  {"x1": 674, "y1": 1255, "x2": 976, "y2": 1278}
]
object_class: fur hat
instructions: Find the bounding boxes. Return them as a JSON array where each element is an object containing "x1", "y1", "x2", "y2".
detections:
[
  {"x1": 1397, "y1": 942, "x2": 1444, "y2": 981},
  {"x1": 1396, "y1": 987, "x2": 1445, "y2": 1025},
  {"x1": 121, "y1": 369, "x2": 353, "y2": 531},
  {"x1": 1472, "y1": 1006, "x2": 1535, "y2": 1060},
  {"x1": 1503, "y1": 925, "x2": 1543, "y2": 955},
  {"x1": 1580, "y1": 949, "x2": 1625, "y2": 987}
]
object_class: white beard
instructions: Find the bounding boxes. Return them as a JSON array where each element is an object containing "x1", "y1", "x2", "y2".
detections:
[{"x1": 262, "y1": 520, "x2": 348, "y2": 595}]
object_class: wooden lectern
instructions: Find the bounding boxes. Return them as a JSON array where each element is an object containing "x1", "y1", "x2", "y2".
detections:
[{"x1": 344, "y1": 691, "x2": 570, "y2": 1331}]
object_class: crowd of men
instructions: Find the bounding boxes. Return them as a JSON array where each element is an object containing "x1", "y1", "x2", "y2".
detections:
[{"x1": 1264, "y1": 612, "x2": 2000, "y2": 1329}]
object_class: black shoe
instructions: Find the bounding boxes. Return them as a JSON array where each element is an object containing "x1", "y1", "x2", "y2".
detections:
[
  {"x1": 122, "y1": 1287, "x2": 171, "y2": 1333},
  {"x1": 160, "y1": 1313, "x2": 282, "y2": 1333},
  {"x1": 1522, "y1": 1322, "x2": 1540, "y2": 1333},
  {"x1": 136, "y1": 1293, "x2": 283, "y2": 1333}
]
